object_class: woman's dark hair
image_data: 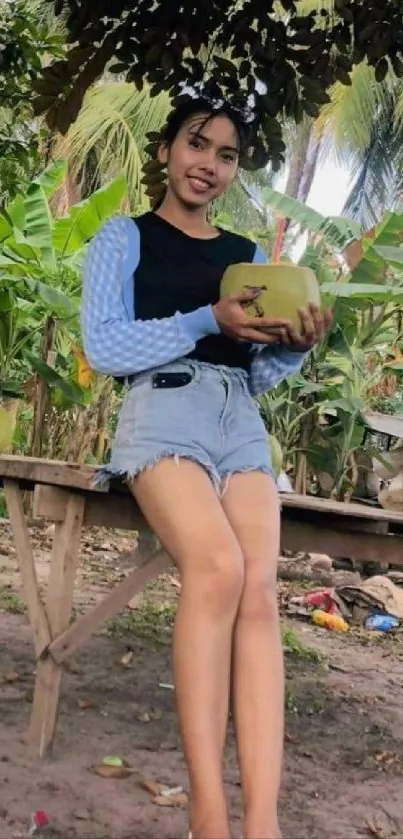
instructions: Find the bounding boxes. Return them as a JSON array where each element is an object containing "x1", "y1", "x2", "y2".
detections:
[
  {"x1": 142, "y1": 95, "x2": 253, "y2": 207},
  {"x1": 161, "y1": 96, "x2": 252, "y2": 156}
]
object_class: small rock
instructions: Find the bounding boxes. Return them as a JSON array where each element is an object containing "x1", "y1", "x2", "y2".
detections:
[
  {"x1": 310, "y1": 556, "x2": 333, "y2": 572},
  {"x1": 73, "y1": 809, "x2": 91, "y2": 821}
]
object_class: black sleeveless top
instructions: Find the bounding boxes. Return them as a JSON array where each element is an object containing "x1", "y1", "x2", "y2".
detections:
[{"x1": 133, "y1": 212, "x2": 256, "y2": 371}]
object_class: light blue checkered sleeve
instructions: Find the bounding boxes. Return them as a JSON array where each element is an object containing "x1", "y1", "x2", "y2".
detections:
[
  {"x1": 81, "y1": 216, "x2": 220, "y2": 377},
  {"x1": 248, "y1": 244, "x2": 307, "y2": 396}
]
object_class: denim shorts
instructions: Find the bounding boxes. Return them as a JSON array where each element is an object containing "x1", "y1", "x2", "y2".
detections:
[{"x1": 99, "y1": 359, "x2": 274, "y2": 493}]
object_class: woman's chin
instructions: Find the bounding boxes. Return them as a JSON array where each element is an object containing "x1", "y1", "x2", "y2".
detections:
[{"x1": 177, "y1": 185, "x2": 213, "y2": 210}]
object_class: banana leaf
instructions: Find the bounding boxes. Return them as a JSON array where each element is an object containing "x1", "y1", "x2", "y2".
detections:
[{"x1": 52, "y1": 175, "x2": 127, "y2": 256}]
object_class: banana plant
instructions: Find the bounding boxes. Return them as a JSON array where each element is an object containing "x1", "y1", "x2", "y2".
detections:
[
  {"x1": 258, "y1": 192, "x2": 403, "y2": 498},
  {"x1": 0, "y1": 160, "x2": 127, "y2": 450}
]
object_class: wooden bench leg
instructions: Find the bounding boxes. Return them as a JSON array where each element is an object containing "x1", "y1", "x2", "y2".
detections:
[
  {"x1": 4, "y1": 481, "x2": 51, "y2": 657},
  {"x1": 28, "y1": 493, "x2": 85, "y2": 757},
  {"x1": 48, "y1": 549, "x2": 170, "y2": 665}
]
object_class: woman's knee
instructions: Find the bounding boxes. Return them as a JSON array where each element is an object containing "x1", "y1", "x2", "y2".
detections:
[
  {"x1": 239, "y1": 563, "x2": 279, "y2": 622},
  {"x1": 182, "y1": 545, "x2": 244, "y2": 615}
]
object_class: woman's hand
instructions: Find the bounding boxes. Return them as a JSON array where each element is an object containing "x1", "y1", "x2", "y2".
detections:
[
  {"x1": 213, "y1": 290, "x2": 291, "y2": 344},
  {"x1": 281, "y1": 304, "x2": 333, "y2": 353}
]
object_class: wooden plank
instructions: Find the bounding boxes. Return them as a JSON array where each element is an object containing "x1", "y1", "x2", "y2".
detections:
[
  {"x1": 283, "y1": 507, "x2": 389, "y2": 535},
  {"x1": 282, "y1": 520, "x2": 403, "y2": 566},
  {"x1": 33, "y1": 484, "x2": 149, "y2": 532},
  {"x1": 29, "y1": 493, "x2": 86, "y2": 757},
  {"x1": 3, "y1": 480, "x2": 51, "y2": 657},
  {"x1": 4, "y1": 454, "x2": 403, "y2": 525},
  {"x1": 363, "y1": 411, "x2": 403, "y2": 439},
  {"x1": 281, "y1": 492, "x2": 403, "y2": 525},
  {"x1": 34, "y1": 484, "x2": 398, "y2": 540},
  {"x1": 48, "y1": 550, "x2": 170, "y2": 665},
  {"x1": 0, "y1": 455, "x2": 104, "y2": 493}
]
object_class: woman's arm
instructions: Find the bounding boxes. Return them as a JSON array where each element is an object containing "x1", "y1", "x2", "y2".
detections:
[
  {"x1": 81, "y1": 216, "x2": 220, "y2": 377},
  {"x1": 249, "y1": 244, "x2": 307, "y2": 395}
]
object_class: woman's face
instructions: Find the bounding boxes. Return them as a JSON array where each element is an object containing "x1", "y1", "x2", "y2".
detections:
[{"x1": 159, "y1": 112, "x2": 240, "y2": 210}]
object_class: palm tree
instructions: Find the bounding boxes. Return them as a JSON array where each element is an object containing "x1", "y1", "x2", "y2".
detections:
[
  {"x1": 315, "y1": 64, "x2": 403, "y2": 227},
  {"x1": 274, "y1": 2, "x2": 403, "y2": 228}
]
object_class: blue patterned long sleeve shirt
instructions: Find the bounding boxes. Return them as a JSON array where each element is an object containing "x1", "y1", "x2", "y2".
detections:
[{"x1": 81, "y1": 216, "x2": 306, "y2": 396}]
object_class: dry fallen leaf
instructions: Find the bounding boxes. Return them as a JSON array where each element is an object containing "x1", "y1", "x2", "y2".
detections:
[
  {"x1": 374, "y1": 751, "x2": 398, "y2": 767},
  {"x1": 3, "y1": 671, "x2": 19, "y2": 684},
  {"x1": 167, "y1": 574, "x2": 181, "y2": 590},
  {"x1": 139, "y1": 778, "x2": 188, "y2": 808},
  {"x1": 121, "y1": 651, "x2": 133, "y2": 667},
  {"x1": 139, "y1": 777, "x2": 161, "y2": 797},
  {"x1": 153, "y1": 795, "x2": 177, "y2": 808},
  {"x1": 152, "y1": 792, "x2": 188, "y2": 808},
  {"x1": 77, "y1": 699, "x2": 94, "y2": 710},
  {"x1": 73, "y1": 809, "x2": 91, "y2": 821},
  {"x1": 92, "y1": 760, "x2": 134, "y2": 779},
  {"x1": 285, "y1": 732, "x2": 299, "y2": 744},
  {"x1": 366, "y1": 817, "x2": 387, "y2": 839},
  {"x1": 93, "y1": 765, "x2": 133, "y2": 779}
]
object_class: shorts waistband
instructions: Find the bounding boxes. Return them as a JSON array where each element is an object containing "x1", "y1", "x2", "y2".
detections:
[{"x1": 127, "y1": 359, "x2": 249, "y2": 389}]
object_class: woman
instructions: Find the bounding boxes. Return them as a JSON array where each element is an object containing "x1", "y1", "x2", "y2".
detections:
[{"x1": 82, "y1": 96, "x2": 331, "y2": 839}]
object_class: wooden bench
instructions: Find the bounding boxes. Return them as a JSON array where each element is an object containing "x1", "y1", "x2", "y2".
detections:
[{"x1": 1, "y1": 454, "x2": 403, "y2": 758}]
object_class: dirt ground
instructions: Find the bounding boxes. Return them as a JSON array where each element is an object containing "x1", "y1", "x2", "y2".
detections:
[{"x1": 1, "y1": 520, "x2": 403, "y2": 839}]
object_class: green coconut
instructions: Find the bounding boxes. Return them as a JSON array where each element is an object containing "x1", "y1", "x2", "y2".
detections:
[
  {"x1": 268, "y1": 434, "x2": 283, "y2": 478},
  {"x1": 220, "y1": 262, "x2": 320, "y2": 333}
]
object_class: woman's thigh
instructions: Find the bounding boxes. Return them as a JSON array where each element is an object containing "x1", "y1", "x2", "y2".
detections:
[{"x1": 129, "y1": 458, "x2": 243, "y2": 582}]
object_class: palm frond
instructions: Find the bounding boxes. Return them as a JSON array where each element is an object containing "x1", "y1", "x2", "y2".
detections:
[
  {"x1": 55, "y1": 83, "x2": 171, "y2": 208},
  {"x1": 214, "y1": 179, "x2": 268, "y2": 233},
  {"x1": 214, "y1": 166, "x2": 278, "y2": 234},
  {"x1": 315, "y1": 64, "x2": 394, "y2": 166},
  {"x1": 392, "y1": 82, "x2": 403, "y2": 132},
  {"x1": 342, "y1": 101, "x2": 403, "y2": 227},
  {"x1": 21, "y1": 0, "x2": 62, "y2": 30}
]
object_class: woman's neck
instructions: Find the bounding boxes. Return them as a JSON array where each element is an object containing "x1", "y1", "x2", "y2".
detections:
[{"x1": 155, "y1": 192, "x2": 219, "y2": 239}]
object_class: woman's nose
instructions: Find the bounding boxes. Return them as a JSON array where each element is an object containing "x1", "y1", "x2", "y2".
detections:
[{"x1": 200, "y1": 152, "x2": 217, "y2": 174}]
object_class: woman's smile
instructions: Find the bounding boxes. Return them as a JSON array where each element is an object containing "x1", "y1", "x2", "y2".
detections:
[{"x1": 187, "y1": 175, "x2": 215, "y2": 194}]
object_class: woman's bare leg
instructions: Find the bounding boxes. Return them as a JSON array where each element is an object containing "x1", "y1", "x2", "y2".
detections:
[
  {"x1": 130, "y1": 459, "x2": 244, "y2": 839},
  {"x1": 221, "y1": 472, "x2": 283, "y2": 839}
]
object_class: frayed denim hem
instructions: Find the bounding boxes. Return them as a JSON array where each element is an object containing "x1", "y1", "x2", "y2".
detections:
[
  {"x1": 92, "y1": 450, "x2": 221, "y2": 494},
  {"x1": 219, "y1": 465, "x2": 277, "y2": 498}
]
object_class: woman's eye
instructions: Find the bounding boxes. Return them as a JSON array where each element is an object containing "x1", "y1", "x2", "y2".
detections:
[
  {"x1": 189, "y1": 138, "x2": 203, "y2": 149},
  {"x1": 222, "y1": 154, "x2": 236, "y2": 163}
]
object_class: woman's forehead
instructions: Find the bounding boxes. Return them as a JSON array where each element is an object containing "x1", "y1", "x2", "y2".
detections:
[{"x1": 183, "y1": 113, "x2": 239, "y2": 148}]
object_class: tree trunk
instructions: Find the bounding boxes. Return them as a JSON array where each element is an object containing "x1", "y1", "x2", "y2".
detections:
[
  {"x1": 30, "y1": 317, "x2": 56, "y2": 458},
  {"x1": 284, "y1": 120, "x2": 313, "y2": 200},
  {"x1": 51, "y1": 162, "x2": 82, "y2": 216},
  {"x1": 297, "y1": 132, "x2": 321, "y2": 203}
]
